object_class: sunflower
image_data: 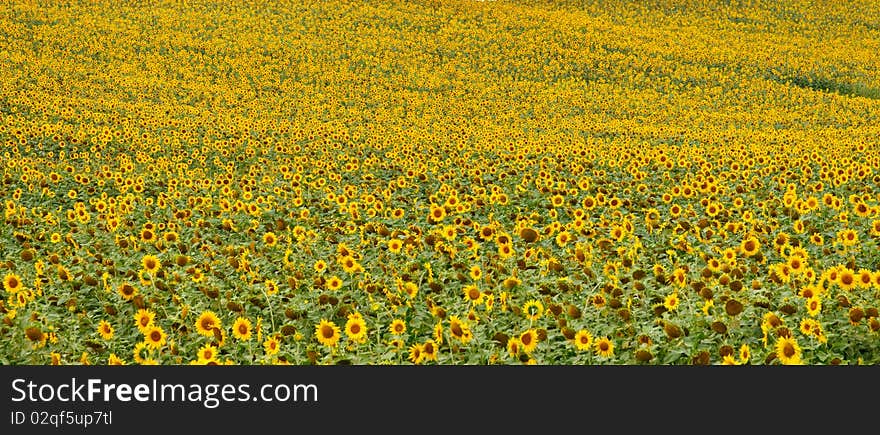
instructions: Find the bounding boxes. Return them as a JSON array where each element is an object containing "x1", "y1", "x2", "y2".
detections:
[
  {"x1": 263, "y1": 335, "x2": 281, "y2": 356},
  {"x1": 344, "y1": 314, "x2": 367, "y2": 344},
  {"x1": 260, "y1": 279, "x2": 278, "y2": 296},
  {"x1": 143, "y1": 326, "x2": 167, "y2": 351},
  {"x1": 263, "y1": 232, "x2": 278, "y2": 247},
  {"x1": 107, "y1": 354, "x2": 125, "y2": 365},
  {"x1": 497, "y1": 243, "x2": 515, "y2": 259},
  {"x1": 433, "y1": 321, "x2": 444, "y2": 344},
  {"x1": 428, "y1": 204, "x2": 446, "y2": 223},
  {"x1": 837, "y1": 229, "x2": 858, "y2": 247},
  {"x1": 132, "y1": 342, "x2": 148, "y2": 365},
  {"x1": 134, "y1": 308, "x2": 155, "y2": 333},
  {"x1": 799, "y1": 318, "x2": 823, "y2": 338},
  {"x1": 739, "y1": 344, "x2": 751, "y2": 364},
  {"x1": 389, "y1": 319, "x2": 406, "y2": 336},
  {"x1": 787, "y1": 255, "x2": 806, "y2": 275},
  {"x1": 519, "y1": 329, "x2": 539, "y2": 354},
  {"x1": 97, "y1": 320, "x2": 114, "y2": 341},
  {"x1": 141, "y1": 255, "x2": 161, "y2": 274},
  {"x1": 522, "y1": 299, "x2": 544, "y2": 322},
  {"x1": 2, "y1": 273, "x2": 23, "y2": 293},
  {"x1": 594, "y1": 337, "x2": 615, "y2": 358},
  {"x1": 871, "y1": 220, "x2": 880, "y2": 237},
  {"x1": 195, "y1": 310, "x2": 222, "y2": 337},
  {"x1": 854, "y1": 202, "x2": 871, "y2": 218},
  {"x1": 140, "y1": 228, "x2": 156, "y2": 243},
  {"x1": 163, "y1": 231, "x2": 179, "y2": 244},
  {"x1": 313, "y1": 259, "x2": 328, "y2": 274},
  {"x1": 400, "y1": 281, "x2": 418, "y2": 298},
  {"x1": 421, "y1": 339, "x2": 438, "y2": 362},
  {"x1": 315, "y1": 319, "x2": 341, "y2": 347},
  {"x1": 192, "y1": 268, "x2": 205, "y2": 283},
  {"x1": 506, "y1": 337, "x2": 521, "y2": 357},
  {"x1": 197, "y1": 344, "x2": 218, "y2": 364},
  {"x1": 740, "y1": 236, "x2": 760, "y2": 257},
  {"x1": 837, "y1": 268, "x2": 856, "y2": 291},
  {"x1": 325, "y1": 275, "x2": 343, "y2": 291},
  {"x1": 857, "y1": 269, "x2": 873, "y2": 289},
  {"x1": 462, "y1": 284, "x2": 483, "y2": 305},
  {"x1": 555, "y1": 230, "x2": 572, "y2": 247},
  {"x1": 663, "y1": 292, "x2": 680, "y2": 311},
  {"x1": 469, "y1": 265, "x2": 482, "y2": 281},
  {"x1": 573, "y1": 329, "x2": 593, "y2": 351},
  {"x1": 408, "y1": 344, "x2": 424, "y2": 364},
  {"x1": 479, "y1": 225, "x2": 495, "y2": 241},
  {"x1": 774, "y1": 336, "x2": 802, "y2": 365},
  {"x1": 448, "y1": 316, "x2": 471, "y2": 343},
  {"x1": 117, "y1": 282, "x2": 138, "y2": 301},
  {"x1": 387, "y1": 238, "x2": 403, "y2": 254},
  {"x1": 232, "y1": 317, "x2": 253, "y2": 341}
]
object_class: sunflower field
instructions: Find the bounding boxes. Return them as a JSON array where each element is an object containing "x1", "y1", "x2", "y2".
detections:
[{"x1": 1, "y1": 0, "x2": 879, "y2": 366}]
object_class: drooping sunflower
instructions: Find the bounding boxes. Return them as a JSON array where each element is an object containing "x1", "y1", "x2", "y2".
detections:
[
  {"x1": 195, "y1": 310, "x2": 222, "y2": 337},
  {"x1": 315, "y1": 319, "x2": 341, "y2": 348}
]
